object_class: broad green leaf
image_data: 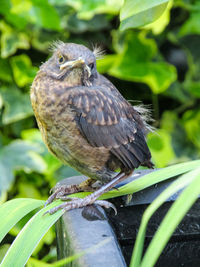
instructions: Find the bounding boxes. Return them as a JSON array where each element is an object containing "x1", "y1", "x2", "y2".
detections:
[
  {"x1": 0, "y1": 140, "x2": 46, "y2": 192},
  {"x1": 179, "y1": 2, "x2": 200, "y2": 37},
  {"x1": 0, "y1": 0, "x2": 11, "y2": 16},
  {"x1": 130, "y1": 167, "x2": 200, "y2": 267},
  {"x1": 0, "y1": 87, "x2": 33, "y2": 124},
  {"x1": 184, "y1": 81, "x2": 200, "y2": 98},
  {"x1": 143, "y1": 0, "x2": 173, "y2": 34},
  {"x1": 147, "y1": 130, "x2": 175, "y2": 167},
  {"x1": 0, "y1": 198, "x2": 44, "y2": 243},
  {"x1": 183, "y1": 110, "x2": 200, "y2": 148},
  {"x1": 10, "y1": 0, "x2": 61, "y2": 31},
  {"x1": 10, "y1": 54, "x2": 38, "y2": 87},
  {"x1": 96, "y1": 55, "x2": 118, "y2": 73},
  {"x1": 0, "y1": 21, "x2": 30, "y2": 58},
  {"x1": 0, "y1": 59, "x2": 12, "y2": 82},
  {"x1": 65, "y1": 0, "x2": 123, "y2": 20},
  {"x1": 109, "y1": 32, "x2": 177, "y2": 93},
  {"x1": 140, "y1": 168, "x2": 200, "y2": 267},
  {"x1": 1, "y1": 201, "x2": 64, "y2": 267},
  {"x1": 21, "y1": 129, "x2": 62, "y2": 177},
  {"x1": 120, "y1": 0, "x2": 169, "y2": 31}
]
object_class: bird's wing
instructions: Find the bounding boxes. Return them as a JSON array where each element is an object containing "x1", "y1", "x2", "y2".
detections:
[{"x1": 66, "y1": 86, "x2": 151, "y2": 169}]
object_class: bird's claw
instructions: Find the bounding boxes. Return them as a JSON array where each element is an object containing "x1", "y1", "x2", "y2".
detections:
[
  {"x1": 44, "y1": 197, "x2": 117, "y2": 215},
  {"x1": 44, "y1": 184, "x2": 80, "y2": 207}
]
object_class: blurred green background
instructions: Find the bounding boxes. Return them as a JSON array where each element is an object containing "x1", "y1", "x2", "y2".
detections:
[{"x1": 0, "y1": 0, "x2": 200, "y2": 263}]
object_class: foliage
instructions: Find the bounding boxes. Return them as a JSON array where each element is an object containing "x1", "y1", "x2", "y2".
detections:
[{"x1": 0, "y1": 0, "x2": 200, "y2": 266}]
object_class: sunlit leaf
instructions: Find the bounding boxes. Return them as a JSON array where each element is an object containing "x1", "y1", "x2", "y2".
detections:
[
  {"x1": 0, "y1": 21, "x2": 30, "y2": 58},
  {"x1": 64, "y1": 0, "x2": 123, "y2": 20},
  {"x1": 0, "y1": 245, "x2": 10, "y2": 262},
  {"x1": 147, "y1": 130, "x2": 175, "y2": 167},
  {"x1": 0, "y1": 140, "x2": 46, "y2": 192},
  {"x1": 10, "y1": 54, "x2": 38, "y2": 87},
  {"x1": 143, "y1": 0, "x2": 173, "y2": 34},
  {"x1": 179, "y1": 2, "x2": 200, "y2": 37},
  {"x1": 1, "y1": 201, "x2": 63, "y2": 267},
  {"x1": 0, "y1": 198, "x2": 44, "y2": 243},
  {"x1": 0, "y1": 86, "x2": 33, "y2": 124},
  {"x1": 10, "y1": 0, "x2": 61, "y2": 31},
  {"x1": 108, "y1": 32, "x2": 177, "y2": 93},
  {"x1": 183, "y1": 110, "x2": 200, "y2": 149},
  {"x1": 120, "y1": 0, "x2": 169, "y2": 31},
  {"x1": 69, "y1": 160, "x2": 200, "y2": 200}
]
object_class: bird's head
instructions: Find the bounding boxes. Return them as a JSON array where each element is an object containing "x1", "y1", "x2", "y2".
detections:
[{"x1": 40, "y1": 41, "x2": 102, "y2": 86}]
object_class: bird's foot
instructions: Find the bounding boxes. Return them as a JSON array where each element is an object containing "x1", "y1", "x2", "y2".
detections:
[
  {"x1": 45, "y1": 178, "x2": 96, "y2": 207},
  {"x1": 44, "y1": 195, "x2": 117, "y2": 215},
  {"x1": 44, "y1": 184, "x2": 81, "y2": 207}
]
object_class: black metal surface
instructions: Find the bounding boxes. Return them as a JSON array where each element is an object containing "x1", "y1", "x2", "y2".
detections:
[
  {"x1": 107, "y1": 199, "x2": 200, "y2": 266},
  {"x1": 56, "y1": 207, "x2": 127, "y2": 267}
]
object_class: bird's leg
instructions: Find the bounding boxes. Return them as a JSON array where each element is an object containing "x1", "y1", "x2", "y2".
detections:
[
  {"x1": 44, "y1": 178, "x2": 97, "y2": 206},
  {"x1": 45, "y1": 171, "x2": 132, "y2": 214}
]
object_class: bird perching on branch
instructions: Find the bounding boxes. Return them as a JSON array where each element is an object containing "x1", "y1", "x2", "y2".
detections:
[{"x1": 31, "y1": 42, "x2": 153, "y2": 214}]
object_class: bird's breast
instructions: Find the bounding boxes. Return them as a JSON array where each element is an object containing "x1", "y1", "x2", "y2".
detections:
[{"x1": 30, "y1": 75, "x2": 111, "y2": 178}]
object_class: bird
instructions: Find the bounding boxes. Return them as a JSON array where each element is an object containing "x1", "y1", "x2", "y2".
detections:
[{"x1": 31, "y1": 41, "x2": 154, "y2": 214}]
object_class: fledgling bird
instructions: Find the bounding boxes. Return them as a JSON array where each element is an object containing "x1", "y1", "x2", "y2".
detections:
[{"x1": 31, "y1": 42, "x2": 153, "y2": 214}]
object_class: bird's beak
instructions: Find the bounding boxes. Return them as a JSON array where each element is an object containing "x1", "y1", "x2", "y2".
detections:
[{"x1": 60, "y1": 57, "x2": 85, "y2": 70}]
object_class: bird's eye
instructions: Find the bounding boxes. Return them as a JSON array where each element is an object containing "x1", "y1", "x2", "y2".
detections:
[
  {"x1": 58, "y1": 56, "x2": 64, "y2": 64},
  {"x1": 88, "y1": 62, "x2": 94, "y2": 70}
]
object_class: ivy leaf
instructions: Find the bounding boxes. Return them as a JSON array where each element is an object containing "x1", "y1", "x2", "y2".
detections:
[
  {"x1": 147, "y1": 130, "x2": 175, "y2": 168},
  {"x1": 0, "y1": 140, "x2": 47, "y2": 193},
  {"x1": 0, "y1": 58, "x2": 12, "y2": 83},
  {"x1": 65, "y1": 0, "x2": 123, "y2": 20},
  {"x1": 183, "y1": 110, "x2": 200, "y2": 149},
  {"x1": 108, "y1": 32, "x2": 177, "y2": 93},
  {"x1": 120, "y1": 0, "x2": 169, "y2": 31},
  {"x1": 0, "y1": 22, "x2": 30, "y2": 58},
  {"x1": 179, "y1": 2, "x2": 200, "y2": 37},
  {"x1": 143, "y1": 0, "x2": 173, "y2": 35},
  {"x1": 10, "y1": 54, "x2": 38, "y2": 87},
  {"x1": 0, "y1": 86, "x2": 33, "y2": 124},
  {"x1": 10, "y1": 0, "x2": 61, "y2": 31}
]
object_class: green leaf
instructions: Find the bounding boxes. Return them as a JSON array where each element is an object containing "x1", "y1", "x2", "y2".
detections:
[
  {"x1": 0, "y1": 140, "x2": 46, "y2": 192},
  {"x1": 143, "y1": 0, "x2": 173, "y2": 34},
  {"x1": 0, "y1": 198, "x2": 44, "y2": 243},
  {"x1": 183, "y1": 110, "x2": 200, "y2": 149},
  {"x1": 21, "y1": 129, "x2": 62, "y2": 177},
  {"x1": 9, "y1": 0, "x2": 61, "y2": 31},
  {"x1": 0, "y1": 58, "x2": 12, "y2": 82},
  {"x1": 65, "y1": 0, "x2": 123, "y2": 20},
  {"x1": 0, "y1": 245, "x2": 10, "y2": 263},
  {"x1": 10, "y1": 54, "x2": 38, "y2": 87},
  {"x1": 0, "y1": 87, "x2": 33, "y2": 124},
  {"x1": 1, "y1": 201, "x2": 63, "y2": 267},
  {"x1": 109, "y1": 32, "x2": 177, "y2": 93},
  {"x1": 179, "y1": 2, "x2": 200, "y2": 37},
  {"x1": 120, "y1": 0, "x2": 169, "y2": 31},
  {"x1": 147, "y1": 130, "x2": 175, "y2": 167},
  {"x1": 140, "y1": 167, "x2": 200, "y2": 267},
  {"x1": 0, "y1": 21, "x2": 30, "y2": 58},
  {"x1": 130, "y1": 167, "x2": 200, "y2": 267},
  {"x1": 69, "y1": 160, "x2": 200, "y2": 200},
  {"x1": 96, "y1": 55, "x2": 118, "y2": 73}
]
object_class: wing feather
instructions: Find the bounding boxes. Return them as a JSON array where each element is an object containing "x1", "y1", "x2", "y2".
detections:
[{"x1": 67, "y1": 86, "x2": 151, "y2": 169}]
